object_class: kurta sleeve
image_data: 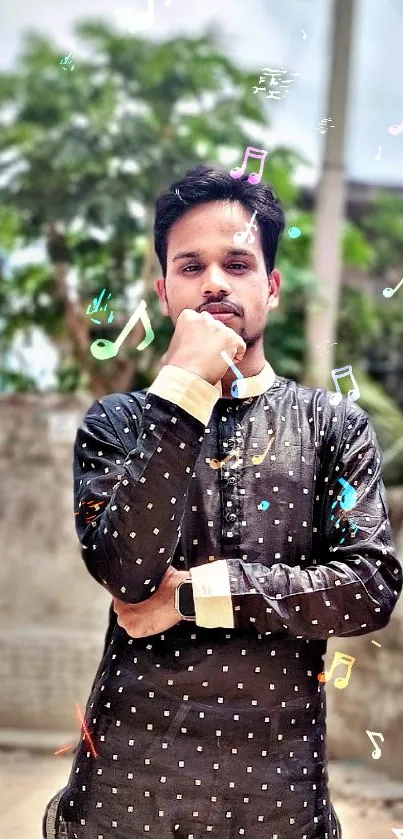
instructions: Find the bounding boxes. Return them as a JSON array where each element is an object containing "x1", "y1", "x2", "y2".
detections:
[
  {"x1": 74, "y1": 366, "x2": 219, "y2": 603},
  {"x1": 189, "y1": 404, "x2": 402, "y2": 637}
]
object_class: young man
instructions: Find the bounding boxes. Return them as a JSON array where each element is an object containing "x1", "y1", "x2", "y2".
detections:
[{"x1": 43, "y1": 165, "x2": 402, "y2": 839}]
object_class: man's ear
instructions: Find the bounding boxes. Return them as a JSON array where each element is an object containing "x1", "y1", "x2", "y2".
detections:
[
  {"x1": 267, "y1": 269, "x2": 282, "y2": 312},
  {"x1": 155, "y1": 277, "x2": 169, "y2": 316}
]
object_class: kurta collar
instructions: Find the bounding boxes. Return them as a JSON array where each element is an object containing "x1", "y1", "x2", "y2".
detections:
[{"x1": 217, "y1": 360, "x2": 276, "y2": 400}]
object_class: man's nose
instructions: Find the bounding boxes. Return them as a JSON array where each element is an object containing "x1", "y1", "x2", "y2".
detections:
[{"x1": 200, "y1": 267, "x2": 232, "y2": 297}]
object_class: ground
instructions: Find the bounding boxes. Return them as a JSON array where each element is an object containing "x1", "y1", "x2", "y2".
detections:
[{"x1": 1, "y1": 750, "x2": 403, "y2": 839}]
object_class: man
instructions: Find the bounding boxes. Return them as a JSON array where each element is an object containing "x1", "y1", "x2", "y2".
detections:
[{"x1": 43, "y1": 164, "x2": 402, "y2": 839}]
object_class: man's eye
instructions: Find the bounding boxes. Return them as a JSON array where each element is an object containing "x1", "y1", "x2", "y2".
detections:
[
  {"x1": 183, "y1": 265, "x2": 201, "y2": 273},
  {"x1": 228, "y1": 262, "x2": 248, "y2": 270}
]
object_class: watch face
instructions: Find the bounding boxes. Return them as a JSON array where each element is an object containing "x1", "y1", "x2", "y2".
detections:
[{"x1": 179, "y1": 581, "x2": 195, "y2": 618}]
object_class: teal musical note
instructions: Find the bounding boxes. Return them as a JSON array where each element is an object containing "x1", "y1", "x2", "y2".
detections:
[{"x1": 338, "y1": 477, "x2": 357, "y2": 511}]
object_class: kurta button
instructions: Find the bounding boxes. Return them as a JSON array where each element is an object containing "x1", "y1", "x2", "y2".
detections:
[
  {"x1": 227, "y1": 513, "x2": 237, "y2": 522},
  {"x1": 228, "y1": 477, "x2": 236, "y2": 485},
  {"x1": 226, "y1": 439, "x2": 235, "y2": 449}
]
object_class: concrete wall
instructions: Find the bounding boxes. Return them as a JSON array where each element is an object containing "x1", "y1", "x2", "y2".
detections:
[{"x1": 1, "y1": 394, "x2": 402, "y2": 779}]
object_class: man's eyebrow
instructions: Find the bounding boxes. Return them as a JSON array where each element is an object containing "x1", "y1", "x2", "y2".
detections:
[
  {"x1": 172, "y1": 250, "x2": 200, "y2": 262},
  {"x1": 172, "y1": 248, "x2": 255, "y2": 262}
]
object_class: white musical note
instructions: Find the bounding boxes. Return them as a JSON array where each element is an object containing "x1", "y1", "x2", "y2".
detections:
[
  {"x1": 391, "y1": 829, "x2": 403, "y2": 838},
  {"x1": 230, "y1": 147, "x2": 268, "y2": 185},
  {"x1": 366, "y1": 730, "x2": 384, "y2": 760},
  {"x1": 375, "y1": 145, "x2": 381, "y2": 161},
  {"x1": 233, "y1": 210, "x2": 258, "y2": 245},
  {"x1": 220, "y1": 351, "x2": 245, "y2": 398},
  {"x1": 90, "y1": 300, "x2": 154, "y2": 360},
  {"x1": 383, "y1": 277, "x2": 403, "y2": 298},
  {"x1": 329, "y1": 364, "x2": 360, "y2": 406}
]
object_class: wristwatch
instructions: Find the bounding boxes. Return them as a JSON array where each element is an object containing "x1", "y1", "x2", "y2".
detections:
[{"x1": 175, "y1": 578, "x2": 196, "y2": 621}]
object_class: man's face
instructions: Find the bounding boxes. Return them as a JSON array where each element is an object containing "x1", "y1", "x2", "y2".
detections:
[{"x1": 155, "y1": 200, "x2": 281, "y2": 348}]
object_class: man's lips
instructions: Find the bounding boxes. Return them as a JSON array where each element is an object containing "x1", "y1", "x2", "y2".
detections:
[{"x1": 200, "y1": 303, "x2": 241, "y2": 319}]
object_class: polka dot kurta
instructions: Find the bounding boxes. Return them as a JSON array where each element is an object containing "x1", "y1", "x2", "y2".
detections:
[{"x1": 43, "y1": 363, "x2": 402, "y2": 839}]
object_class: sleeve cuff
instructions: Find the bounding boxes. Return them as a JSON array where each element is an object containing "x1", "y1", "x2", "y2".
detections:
[
  {"x1": 189, "y1": 559, "x2": 234, "y2": 628},
  {"x1": 148, "y1": 365, "x2": 221, "y2": 426}
]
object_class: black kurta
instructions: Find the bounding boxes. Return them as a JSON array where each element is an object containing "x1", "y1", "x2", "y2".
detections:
[{"x1": 42, "y1": 367, "x2": 402, "y2": 839}]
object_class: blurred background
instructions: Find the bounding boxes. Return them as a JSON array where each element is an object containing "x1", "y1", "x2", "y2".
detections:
[{"x1": 1, "y1": 0, "x2": 403, "y2": 837}]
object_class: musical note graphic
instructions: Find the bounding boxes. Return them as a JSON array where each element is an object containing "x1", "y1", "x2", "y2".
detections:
[
  {"x1": 86, "y1": 288, "x2": 114, "y2": 324},
  {"x1": 258, "y1": 500, "x2": 270, "y2": 510},
  {"x1": 90, "y1": 299, "x2": 154, "y2": 360},
  {"x1": 375, "y1": 146, "x2": 381, "y2": 161},
  {"x1": 209, "y1": 448, "x2": 240, "y2": 471},
  {"x1": 75, "y1": 702, "x2": 98, "y2": 758},
  {"x1": 391, "y1": 828, "x2": 403, "y2": 838},
  {"x1": 301, "y1": 29, "x2": 307, "y2": 39},
  {"x1": 288, "y1": 226, "x2": 302, "y2": 238},
  {"x1": 329, "y1": 364, "x2": 360, "y2": 406},
  {"x1": 337, "y1": 477, "x2": 357, "y2": 511},
  {"x1": 337, "y1": 515, "x2": 359, "y2": 544},
  {"x1": 220, "y1": 350, "x2": 245, "y2": 398},
  {"x1": 251, "y1": 437, "x2": 275, "y2": 465},
  {"x1": 383, "y1": 277, "x2": 403, "y2": 298},
  {"x1": 366, "y1": 730, "x2": 384, "y2": 760},
  {"x1": 371, "y1": 640, "x2": 382, "y2": 647},
  {"x1": 233, "y1": 210, "x2": 258, "y2": 245},
  {"x1": 317, "y1": 651, "x2": 355, "y2": 689},
  {"x1": 230, "y1": 147, "x2": 268, "y2": 185}
]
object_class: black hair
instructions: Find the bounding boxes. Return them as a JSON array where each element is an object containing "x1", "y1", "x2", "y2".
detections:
[{"x1": 154, "y1": 164, "x2": 286, "y2": 278}]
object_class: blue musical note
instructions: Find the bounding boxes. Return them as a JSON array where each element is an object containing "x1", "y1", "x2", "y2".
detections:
[{"x1": 220, "y1": 351, "x2": 245, "y2": 398}]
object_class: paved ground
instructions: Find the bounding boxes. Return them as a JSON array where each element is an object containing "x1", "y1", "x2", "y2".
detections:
[{"x1": 1, "y1": 749, "x2": 403, "y2": 839}]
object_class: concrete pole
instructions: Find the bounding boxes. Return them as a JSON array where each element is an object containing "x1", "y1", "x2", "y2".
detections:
[{"x1": 305, "y1": 0, "x2": 357, "y2": 387}]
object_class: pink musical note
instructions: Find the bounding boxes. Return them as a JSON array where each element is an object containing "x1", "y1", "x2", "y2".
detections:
[{"x1": 230, "y1": 147, "x2": 268, "y2": 185}]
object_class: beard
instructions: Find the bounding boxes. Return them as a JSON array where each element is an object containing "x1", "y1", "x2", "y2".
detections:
[{"x1": 239, "y1": 327, "x2": 263, "y2": 350}]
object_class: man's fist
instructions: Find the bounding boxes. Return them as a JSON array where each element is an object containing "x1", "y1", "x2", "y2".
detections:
[
  {"x1": 113, "y1": 566, "x2": 191, "y2": 638},
  {"x1": 164, "y1": 309, "x2": 246, "y2": 386}
]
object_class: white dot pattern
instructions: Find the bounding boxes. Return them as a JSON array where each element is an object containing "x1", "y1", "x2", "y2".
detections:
[{"x1": 46, "y1": 379, "x2": 401, "y2": 839}]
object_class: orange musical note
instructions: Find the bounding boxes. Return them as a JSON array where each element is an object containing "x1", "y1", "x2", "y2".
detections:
[
  {"x1": 251, "y1": 437, "x2": 275, "y2": 465},
  {"x1": 317, "y1": 651, "x2": 355, "y2": 689},
  {"x1": 209, "y1": 447, "x2": 240, "y2": 470}
]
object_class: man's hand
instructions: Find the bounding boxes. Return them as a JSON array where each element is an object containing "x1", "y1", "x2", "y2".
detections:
[
  {"x1": 112, "y1": 566, "x2": 191, "y2": 638},
  {"x1": 165, "y1": 309, "x2": 246, "y2": 386}
]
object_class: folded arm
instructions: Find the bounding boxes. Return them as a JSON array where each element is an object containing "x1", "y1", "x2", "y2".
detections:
[{"x1": 190, "y1": 405, "x2": 402, "y2": 638}]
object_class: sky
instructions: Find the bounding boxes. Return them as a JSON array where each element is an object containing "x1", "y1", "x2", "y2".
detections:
[
  {"x1": 2, "y1": 0, "x2": 403, "y2": 184},
  {"x1": 1, "y1": 0, "x2": 403, "y2": 384}
]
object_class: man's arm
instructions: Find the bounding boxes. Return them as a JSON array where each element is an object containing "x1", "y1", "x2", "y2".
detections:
[
  {"x1": 74, "y1": 365, "x2": 219, "y2": 603},
  {"x1": 189, "y1": 404, "x2": 402, "y2": 637}
]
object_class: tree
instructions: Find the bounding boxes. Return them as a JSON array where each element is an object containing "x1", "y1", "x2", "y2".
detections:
[{"x1": 0, "y1": 23, "x2": 303, "y2": 397}]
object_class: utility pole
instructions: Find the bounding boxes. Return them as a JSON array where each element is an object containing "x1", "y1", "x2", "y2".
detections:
[{"x1": 305, "y1": 0, "x2": 357, "y2": 387}]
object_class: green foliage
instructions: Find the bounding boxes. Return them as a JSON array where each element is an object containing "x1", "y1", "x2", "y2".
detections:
[
  {"x1": 1, "y1": 19, "x2": 403, "y2": 485},
  {"x1": 362, "y1": 192, "x2": 403, "y2": 274},
  {"x1": 264, "y1": 259, "x2": 317, "y2": 380}
]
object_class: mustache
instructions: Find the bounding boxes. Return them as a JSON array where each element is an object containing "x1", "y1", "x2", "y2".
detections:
[{"x1": 197, "y1": 296, "x2": 243, "y2": 317}]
